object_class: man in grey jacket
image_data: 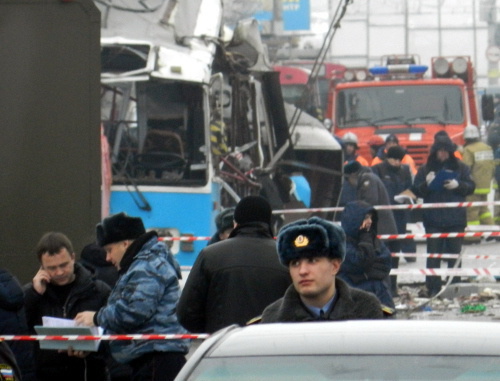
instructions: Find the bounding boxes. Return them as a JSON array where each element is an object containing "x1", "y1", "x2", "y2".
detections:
[{"x1": 76, "y1": 213, "x2": 189, "y2": 381}]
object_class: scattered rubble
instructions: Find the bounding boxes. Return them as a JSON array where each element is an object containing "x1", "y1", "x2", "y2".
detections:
[{"x1": 394, "y1": 282, "x2": 500, "y2": 321}]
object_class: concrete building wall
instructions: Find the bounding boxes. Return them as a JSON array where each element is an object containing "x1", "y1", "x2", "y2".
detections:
[{"x1": 0, "y1": 0, "x2": 101, "y2": 283}]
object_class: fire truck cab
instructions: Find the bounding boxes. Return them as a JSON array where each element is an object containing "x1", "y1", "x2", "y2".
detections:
[
  {"x1": 273, "y1": 65, "x2": 323, "y2": 120},
  {"x1": 278, "y1": 60, "x2": 346, "y2": 118},
  {"x1": 327, "y1": 55, "x2": 491, "y2": 166}
]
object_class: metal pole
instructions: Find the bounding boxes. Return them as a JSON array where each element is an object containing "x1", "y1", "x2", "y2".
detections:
[
  {"x1": 438, "y1": 1, "x2": 442, "y2": 56},
  {"x1": 473, "y1": 0, "x2": 478, "y2": 68},
  {"x1": 273, "y1": 0, "x2": 283, "y2": 36},
  {"x1": 488, "y1": 0, "x2": 498, "y2": 86},
  {"x1": 404, "y1": 0, "x2": 409, "y2": 55}
]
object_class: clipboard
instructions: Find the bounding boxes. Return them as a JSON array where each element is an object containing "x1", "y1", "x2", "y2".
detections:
[
  {"x1": 428, "y1": 169, "x2": 458, "y2": 191},
  {"x1": 34, "y1": 325, "x2": 102, "y2": 352}
]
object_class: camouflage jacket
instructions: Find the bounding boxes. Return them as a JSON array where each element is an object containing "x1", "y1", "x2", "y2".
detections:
[{"x1": 96, "y1": 232, "x2": 189, "y2": 363}]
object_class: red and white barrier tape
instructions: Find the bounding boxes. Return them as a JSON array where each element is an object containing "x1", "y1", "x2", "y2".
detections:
[
  {"x1": 390, "y1": 268, "x2": 500, "y2": 276},
  {"x1": 0, "y1": 333, "x2": 209, "y2": 342},
  {"x1": 159, "y1": 236, "x2": 212, "y2": 242},
  {"x1": 272, "y1": 201, "x2": 500, "y2": 214},
  {"x1": 379, "y1": 231, "x2": 500, "y2": 240},
  {"x1": 180, "y1": 265, "x2": 500, "y2": 274},
  {"x1": 392, "y1": 253, "x2": 497, "y2": 259},
  {"x1": 165, "y1": 231, "x2": 500, "y2": 242}
]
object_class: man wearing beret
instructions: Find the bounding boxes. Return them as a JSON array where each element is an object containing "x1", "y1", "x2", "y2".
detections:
[
  {"x1": 260, "y1": 217, "x2": 386, "y2": 322},
  {"x1": 178, "y1": 196, "x2": 291, "y2": 333},
  {"x1": 75, "y1": 212, "x2": 189, "y2": 381}
]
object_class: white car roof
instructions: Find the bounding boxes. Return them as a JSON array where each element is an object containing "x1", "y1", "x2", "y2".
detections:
[{"x1": 205, "y1": 320, "x2": 500, "y2": 357}]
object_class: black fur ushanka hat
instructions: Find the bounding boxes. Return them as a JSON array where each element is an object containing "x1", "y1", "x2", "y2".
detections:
[
  {"x1": 277, "y1": 216, "x2": 346, "y2": 266},
  {"x1": 96, "y1": 212, "x2": 146, "y2": 247}
]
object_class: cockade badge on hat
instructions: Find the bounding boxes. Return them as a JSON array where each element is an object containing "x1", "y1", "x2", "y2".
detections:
[{"x1": 294, "y1": 235, "x2": 309, "y2": 248}]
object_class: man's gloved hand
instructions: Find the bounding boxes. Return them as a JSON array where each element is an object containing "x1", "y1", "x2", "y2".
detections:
[
  {"x1": 426, "y1": 171, "x2": 436, "y2": 185},
  {"x1": 444, "y1": 179, "x2": 459, "y2": 190}
]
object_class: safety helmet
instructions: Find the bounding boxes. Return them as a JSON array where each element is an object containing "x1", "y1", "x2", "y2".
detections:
[
  {"x1": 367, "y1": 135, "x2": 385, "y2": 147},
  {"x1": 463, "y1": 124, "x2": 480, "y2": 139},
  {"x1": 342, "y1": 132, "x2": 359, "y2": 146}
]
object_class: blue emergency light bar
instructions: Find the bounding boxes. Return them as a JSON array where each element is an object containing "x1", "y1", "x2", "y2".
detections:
[{"x1": 369, "y1": 65, "x2": 428, "y2": 76}]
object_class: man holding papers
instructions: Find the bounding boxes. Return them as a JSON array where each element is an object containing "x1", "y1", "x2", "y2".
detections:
[
  {"x1": 76, "y1": 213, "x2": 189, "y2": 381},
  {"x1": 23, "y1": 232, "x2": 111, "y2": 381}
]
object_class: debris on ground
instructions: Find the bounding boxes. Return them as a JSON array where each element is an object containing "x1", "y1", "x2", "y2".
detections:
[{"x1": 394, "y1": 283, "x2": 500, "y2": 320}]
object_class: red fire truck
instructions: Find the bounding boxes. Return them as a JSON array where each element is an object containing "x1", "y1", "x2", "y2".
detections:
[
  {"x1": 273, "y1": 64, "x2": 323, "y2": 119},
  {"x1": 326, "y1": 55, "x2": 493, "y2": 166},
  {"x1": 279, "y1": 60, "x2": 346, "y2": 115}
]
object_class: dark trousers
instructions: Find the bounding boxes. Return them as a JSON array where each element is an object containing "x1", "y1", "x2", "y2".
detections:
[
  {"x1": 130, "y1": 352, "x2": 186, "y2": 381},
  {"x1": 425, "y1": 225, "x2": 464, "y2": 297},
  {"x1": 385, "y1": 239, "x2": 400, "y2": 297},
  {"x1": 395, "y1": 210, "x2": 416, "y2": 258}
]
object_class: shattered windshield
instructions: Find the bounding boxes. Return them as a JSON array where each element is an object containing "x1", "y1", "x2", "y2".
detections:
[
  {"x1": 336, "y1": 85, "x2": 464, "y2": 128},
  {"x1": 101, "y1": 80, "x2": 209, "y2": 186}
]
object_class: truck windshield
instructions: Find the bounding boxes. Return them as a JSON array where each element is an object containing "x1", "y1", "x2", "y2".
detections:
[
  {"x1": 336, "y1": 85, "x2": 464, "y2": 128},
  {"x1": 281, "y1": 84, "x2": 307, "y2": 104}
]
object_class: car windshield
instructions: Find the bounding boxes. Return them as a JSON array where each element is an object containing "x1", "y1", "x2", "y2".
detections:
[
  {"x1": 186, "y1": 355, "x2": 500, "y2": 380},
  {"x1": 336, "y1": 85, "x2": 464, "y2": 128}
]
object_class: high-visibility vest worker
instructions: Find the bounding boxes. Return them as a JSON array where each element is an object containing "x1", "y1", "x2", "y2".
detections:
[{"x1": 462, "y1": 124, "x2": 495, "y2": 227}]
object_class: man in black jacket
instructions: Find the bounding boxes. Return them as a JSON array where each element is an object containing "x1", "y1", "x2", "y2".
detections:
[
  {"x1": 340, "y1": 161, "x2": 398, "y2": 239},
  {"x1": 372, "y1": 145, "x2": 416, "y2": 295},
  {"x1": 24, "y1": 232, "x2": 111, "y2": 381},
  {"x1": 178, "y1": 196, "x2": 291, "y2": 333}
]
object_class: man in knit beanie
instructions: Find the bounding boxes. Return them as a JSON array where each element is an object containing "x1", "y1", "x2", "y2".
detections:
[{"x1": 178, "y1": 195, "x2": 291, "y2": 333}]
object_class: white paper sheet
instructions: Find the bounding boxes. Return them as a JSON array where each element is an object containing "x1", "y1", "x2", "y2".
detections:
[{"x1": 35, "y1": 316, "x2": 103, "y2": 352}]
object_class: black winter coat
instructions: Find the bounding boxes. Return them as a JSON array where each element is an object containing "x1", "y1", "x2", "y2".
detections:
[
  {"x1": 372, "y1": 161, "x2": 413, "y2": 230},
  {"x1": 411, "y1": 152, "x2": 475, "y2": 229},
  {"x1": 371, "y1": 161, "x2": 412, "y2": 201},
  {"x1": 79, "y1": 243, "x2": 119, "y2": 288},
  {"x1": 0, "y1": 269, "x2": 36, "y2": 381},
  {"x1": 341, "y1": 167, "x2": 398, "y2": 235},
  {"x1": 177, "y1": 222, "x2": 292, "y2": 333},
  {"x1": 260, "y1": 278, "x2": 384, "y2": 322},
  {"x1": 24, "y1": 263, "x2": 111, "y2": 381}
]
